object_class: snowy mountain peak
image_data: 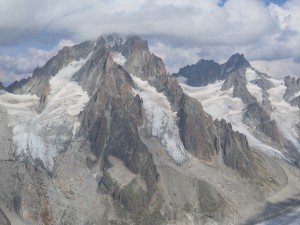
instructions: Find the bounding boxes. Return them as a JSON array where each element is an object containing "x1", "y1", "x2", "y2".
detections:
[
  {"x1": 222, "y1": 53, "x2": 251, "y2": 72},
  {"x1": 102, "y1": 33, "x2": 126, "y2": 47},
  {"x1": 173, "y1": 53, "x2": 251, "y2": 87}
]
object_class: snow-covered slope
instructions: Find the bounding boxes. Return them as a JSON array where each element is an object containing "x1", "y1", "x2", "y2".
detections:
[
  {"x1": 179, "y1": 79, "x2": 287, "y2": 159},
  {"x1": 176, "y1": 56, "x2": 300, "y2": 162},
  {"x1": 0, "y1": 56, "x2": 90, "y2": 170},
  {"x1": 131, "y1": 75, "x2": 187, "y2": 164}
]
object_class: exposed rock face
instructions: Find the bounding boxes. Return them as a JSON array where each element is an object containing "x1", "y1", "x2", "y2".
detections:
[
  {"x1": 178, "y1": 94, "x2": 219, "y2": 162},
  {"x1": 283, "y1": 76, "x2": 300, "y2": 101},
  {"x1": 0, "y1": 82, "x2": 5, "y2": 91},
  {"x1": 173, "y1": 60, "x2": 222, "y2": 86},
  {"x1": 221, "y1": 53, "x2": 250, "y2": 74},
  {"x1": 216, "y1": 119, "x2": 255, "y2": 177},
  {"x1": 283, "y1": 76, "x2": 300, "y2": 109},
  {"x1": 177, "y1": 93, "x2": 256, "y2": 176},
  {"x1": 0, "y1": 209, "x2": 11, "y2": 225},
  {"x1": 221, "y1": 70, "x2": 256, "y2": 105},
  {"x1": 250, "y1": 75, "x2": 274, "y2": 91},
  {"x1": 173, "y1": 53, "x2": 250, "y2": 87},
  {"x1": 243, "y1": 102, "x2": 281, "y2": 145},
  {"x1": 291, "y1": 95, "x2": 300, "y2": 108}
]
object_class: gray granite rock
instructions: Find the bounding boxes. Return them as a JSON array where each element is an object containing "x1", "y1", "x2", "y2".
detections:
[
  {"x1": 0, "y1": 209, "x2": 11, "y2": 225},
  {"x1": 283, "y1": 76, "x2": 300, "y2": 101}
]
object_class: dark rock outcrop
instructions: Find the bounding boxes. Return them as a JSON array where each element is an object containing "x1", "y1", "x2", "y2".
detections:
[
  {"x1": 291, "y1": 95, "x2": 300, "y2": 108},
  {"x1": 173, "y1": 60, "x2": 222, "y2": 86},
  {"x1": 173, "y1": 53, "x2": 250, "y2": 87},
  {"x1": 216, "y1": 119, "x2": 255, "y2": 177},
  {"x1": 243, "y1": 102, "x2": 281, "y2": 145},
  {"x1": 250, "y1": 75, "x2": 274, "y2": 91},
  {"x1": 0, "y1": 82, "x2": 5, "y2": 91},
  {"x1": 178, "y1": 94, "x2": 219, "y2": 162},
  {"x1": 221, "y1": 53, "x2": 250, "y2": 76}
]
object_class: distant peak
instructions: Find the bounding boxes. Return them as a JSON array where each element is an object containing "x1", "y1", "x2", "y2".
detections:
[
  {"x1": 102, "y1": 33, "x2": 126, "y2": 47},
  {"x1": 228, "y1": 53, "x2": 248, "y2": 63},
  {"x1": 222, "y1": 53, "x2": 250, "y2": 74},
  {"x1": 196, "y1": 59, "x2": 218, "y2": 65}
]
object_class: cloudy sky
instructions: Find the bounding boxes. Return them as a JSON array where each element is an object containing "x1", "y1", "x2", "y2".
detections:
[{"x1": 0, "y1": 0, "x2": 299, "y2": 85}]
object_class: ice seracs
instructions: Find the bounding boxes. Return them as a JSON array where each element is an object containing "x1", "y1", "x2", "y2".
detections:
[
  {"x1": 0, "y1": 56, "x2": 90, "y2": 171},
  {"x1": 131, "y1": 75, "x2": 187, "y2": 164}
]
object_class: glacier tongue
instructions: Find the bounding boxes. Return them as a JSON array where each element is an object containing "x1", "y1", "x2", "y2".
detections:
[
  {"x1": 131, "y1": 75, "x2": 187, "y2": 164},
  {"x1": 0, "y1": 56, "x2": 90, "y2": 171}
]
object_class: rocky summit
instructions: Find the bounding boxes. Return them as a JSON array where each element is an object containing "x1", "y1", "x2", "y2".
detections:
[{"x1": 0, "y1": 34, "x2": 300, "y2": 225}]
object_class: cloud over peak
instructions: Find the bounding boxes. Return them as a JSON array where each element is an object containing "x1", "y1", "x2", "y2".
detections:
[{"x1": 0, "y1": 0, "x2": 299, "y2": 83}]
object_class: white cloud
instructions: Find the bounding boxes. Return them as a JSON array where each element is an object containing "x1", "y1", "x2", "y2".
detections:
[
  {"x1": 0, "y1": 70, "x2": 29, "y2": 85},
  {"x1": 0, "y1": 0, "x2": 299, "y2": 79},
  {"x1": 149, "y1": 42, "x2": 201, "y2": 73},
  {"x1": 0, "y1": 0, "x2": 278, "y2": 45},
  {"x1": 252, "y1": 58, "x2": 300, "y2": 78},
  {"x1": 0, "y1": 39, "x2": 74, "y2": 85}
]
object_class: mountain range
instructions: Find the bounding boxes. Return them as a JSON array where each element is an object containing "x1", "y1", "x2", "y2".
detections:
[{"x1": 0, "y1": 34, "x2": 299, "y2": 225}]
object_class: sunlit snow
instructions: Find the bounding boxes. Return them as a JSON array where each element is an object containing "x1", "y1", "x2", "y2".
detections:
[
  {"x1": 0, "y1": 56, "x2": 90, "y2": 171},
  {"x1": 131, "y1": 75, "x2": 187, "y2": 164},
  {"x1": 111, "y1": 52, "x2": 126, "y2": 66}
]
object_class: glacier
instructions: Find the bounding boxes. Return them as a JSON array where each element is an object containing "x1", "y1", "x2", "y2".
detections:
[
  {"x1": 0, "y1": 56, "x2": 90, "y2": 171},
  {"x1": 131, "y1": 75, "x2": 187, "y2": 164}
]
